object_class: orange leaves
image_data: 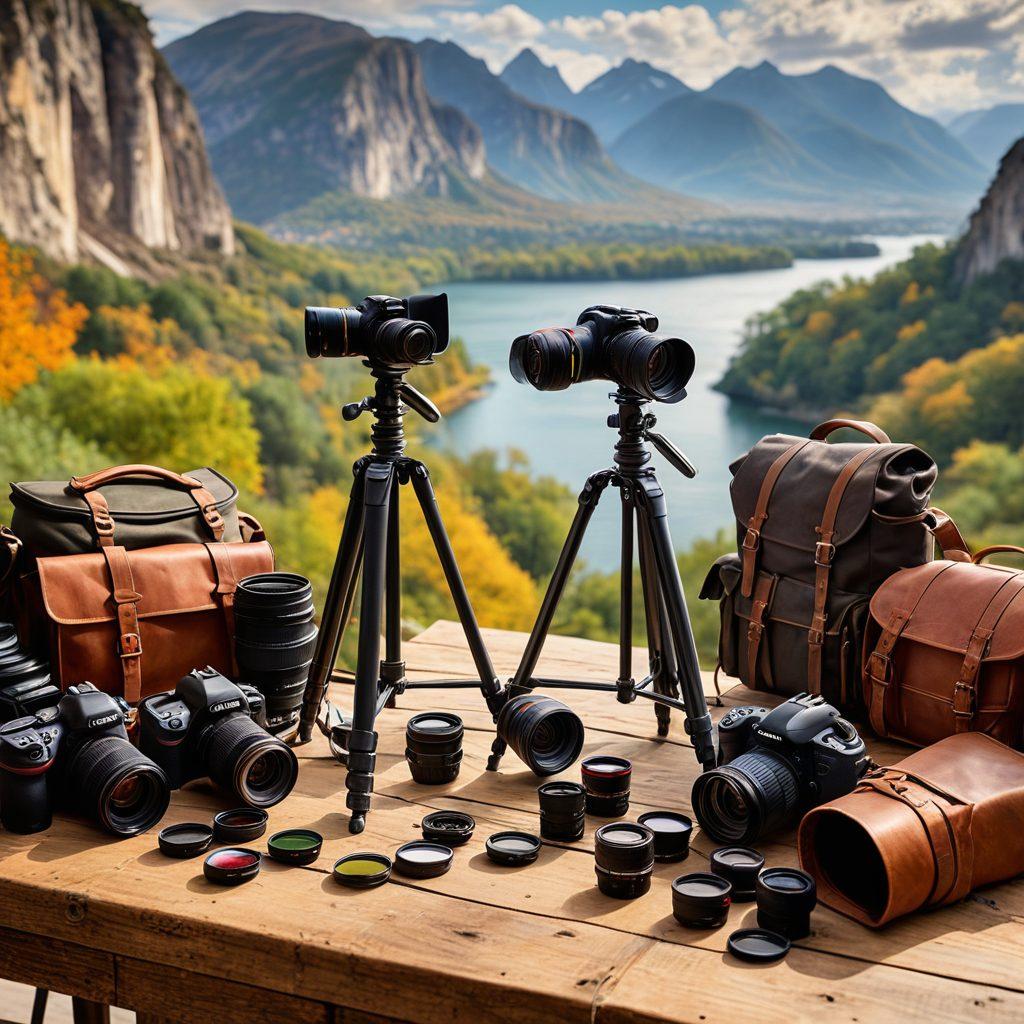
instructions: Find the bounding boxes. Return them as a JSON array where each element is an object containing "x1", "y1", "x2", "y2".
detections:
[{"x1": 0, "y1": 239, "x2": 86, "y2": 399}]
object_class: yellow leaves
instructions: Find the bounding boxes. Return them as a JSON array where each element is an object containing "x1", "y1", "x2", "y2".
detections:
[
  {"x1": 0, "y1": 238, "x2": 86, "y2": 400},
  {"x1": 804, "y1": 310, "x2": 835, "y2": 337},
  {"x1": 1001, "y1": 302, "x2": 1024, "y2": 332},
  {"x1": 834, "y1": 329, "x2": 862, "y2": 348},
  {"x1": 900, "y1": 281, "x2": 921, "y2": 306},
  {"x1": 897, "y1": 319, "x2": 926, "y2": 343}
]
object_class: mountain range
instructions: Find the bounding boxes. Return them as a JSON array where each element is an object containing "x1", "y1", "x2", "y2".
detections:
[{"x1": 948, "y1": 105, "x2": 1024, "y2": 171}]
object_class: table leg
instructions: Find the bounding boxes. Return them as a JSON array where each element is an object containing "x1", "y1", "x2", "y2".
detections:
[{"x1": 71, "y1": 999, "x2": 110, "y2": 1024}]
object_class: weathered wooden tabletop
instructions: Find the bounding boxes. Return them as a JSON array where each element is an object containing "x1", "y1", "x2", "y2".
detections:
[{"x1": 1, "y1": 621, "x2": 1022, "y2": 1024}]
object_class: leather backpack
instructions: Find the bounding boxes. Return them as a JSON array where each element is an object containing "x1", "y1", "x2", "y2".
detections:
[
  {"x1": 864, "y1": 543, "x2": 1024, "y2": 749},
  {"x1": 799, "y1": 733, "x2": 1024, "y2": 927},
  {"x1": 2, "y1": 464, "x2": 273, "y2": 704},
  {"x1": 700, "y1": 419, "x2": 938, "y2": 712}
]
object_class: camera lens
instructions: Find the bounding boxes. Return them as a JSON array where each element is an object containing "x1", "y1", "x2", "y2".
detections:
[
  {"x1": 304, "y1": 306, "x2": 361, "y2": 358},
  {"x1": 709, "y1": 846, "x2": 765, "y2": 902},
  {"x1": 609, "y1": 329, "x2": 694, "y2": 403},
  {"x1": 594, "y1": 822, "x2": 655, "y2": 899},
  {"x1": 496, "y1": 693, "x2": 585, "y2": 776},
  {"x1": 637, "y1": 810, "x2": 693, "y2": 863},
  {"x1": 405, "y1": 712, "x2": 464, "y2": 785},
  {"x1": 581, "y1": 755, "x2": 632, "y2": 817},
  {"x1": 234, "y1": 573, "x2": 318, "y2": 735},
  {"x1": 691, "y1": 748, "x2": 801, "y2": 845},
  {"x1": 509, "y1": 328, "x2": 577, "y2": 391},
  {"x1": 756, "y1": 867, "x2": 817, "y2": 939},
  {"x1": 200, "y1": 714, "x2": 298, "y2": 808},
  {"x1": 66, "y1": 737, "x2": 171, "y2": 837},
  {"x1": 374, "y1": 317, "x2": 437, "y2": 365},
  {"x1": 538, "y1": 781, "x2": 586, "y2": 842},
  {"x1": 672, "y1": 872, "x2": 732, "y2": 929}
]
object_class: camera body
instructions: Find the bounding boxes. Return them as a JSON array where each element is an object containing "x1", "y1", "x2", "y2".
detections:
[
  {"x1": 139, "y1": 667, "x2": 297, "y2": 808},
  {"x1": 0, "y1": 683, "x2": 169, "y2": 835},
  {"x1": 693, "y1": 693, "x2": 868, "y2": 844},
  {"x1": 304, "y1": 293, "x2": 449, "y2": 366},
  {"x1": 510, "y1": 303, "x2": 695, "y2": 403}
]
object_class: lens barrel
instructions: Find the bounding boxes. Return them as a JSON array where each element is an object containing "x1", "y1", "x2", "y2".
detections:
[
  {"x1": 234, "y1": 573, "x2": 318, "y2": 736},
  {"x1": 581, "y1": 755, "x2": 632, "y2": 817},
  {"x1": 756, "y1": 867, "x2": 817, "y2": 939},
  {"x1": 496, "y1": 694, "x2": 584, "y2": 776},
  {"x1": 305, "y1": 306, "x2": 361, "y2": 358},
  {"x1": 538, "y1": 781, "x2": 586, "y2": 841},
  {"x1": 405, "y1": 712, "x2": 464, "y2": 785},
  {"x1": 374, "y1": 317, "x2": 437, "y2": 365},
  {"x1": 509, "y1": 328, "x2": 577, "y2": 391},
  {"x1": 691, "y1": 748, "x2": 801, "y2": 845},
  {"x1": 594, "y1": 822, "x2": 655, "y2": 899},
  {"x1": 66, "y1": 736, "x2": 171, "y2": 837},
  {"x1": 709, "y1": 846, "x2": 765, "y2": 902},
  {"x1": 672, "y1": 872, "x2": 733, "y2": 929},
  {"x1": 607, "y1": 329, "x2": 694, "y2": 403},
  {"x1": 201, "y1": 714, "x2": 298, "y2": 808}
]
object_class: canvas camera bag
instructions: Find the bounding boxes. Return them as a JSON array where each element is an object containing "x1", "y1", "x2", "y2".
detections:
[
  {"x1": 1, "y1": 464, "x2": 273, "y2": 704},
  {"x1": 700, "y1": 419, "x2": 938, "y2": 712}
]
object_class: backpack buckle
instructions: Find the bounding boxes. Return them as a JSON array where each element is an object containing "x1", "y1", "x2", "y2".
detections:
[{"x1": 815, "y1": 541, "x2": 836, "y2": 566}]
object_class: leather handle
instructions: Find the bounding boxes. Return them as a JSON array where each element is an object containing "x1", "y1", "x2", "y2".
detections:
[
  {"x1": 809, "y1": 419, "x2": 891, "y2": 444},
  {"x1": 928, "y1": 507, "x2": 972, "y2": 562},
  {"x1": 973, "y1": 545, "x2": 1024, "y2": 565},
  {"x1": 70, "y1": 464, "x2": 201, "y2": 493}
]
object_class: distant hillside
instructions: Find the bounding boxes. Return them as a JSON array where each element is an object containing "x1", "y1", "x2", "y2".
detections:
[
  {"x1": 0, "y1": 0, "x2": 233, "y2": 269},
  {"x1": 949, "y1": 105, "x2": 1024, "y2": 169},
  {"x1": 570, "y1": 59, "x2": 691, "y2": 145},
  {"x1": 500, "y1": 49, "x2": 575, "y2": 111},
  {"x1": 164, "y1": 13, "x2": 485, "y2": 223}
]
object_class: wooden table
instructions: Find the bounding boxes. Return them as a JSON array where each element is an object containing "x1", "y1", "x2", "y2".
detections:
[{"x1": 2, "y1": 621, "x2": 1023, "y2": 1024}]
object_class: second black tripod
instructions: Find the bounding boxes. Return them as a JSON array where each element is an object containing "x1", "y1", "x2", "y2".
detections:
[
  {"x1": 487, "y1": 388, "x2": 717, "y2": 773},
  {"x1": 297, "y1": 364, "x2": 505, "y2": 833}
]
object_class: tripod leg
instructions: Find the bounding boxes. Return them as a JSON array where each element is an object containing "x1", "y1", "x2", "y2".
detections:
[
  {"x1": 636, "y1": 509, "x2": 678, "y2": 737},
  {"x1": 382, "y1": 480, "x2": 404, "y2": 708},
  {"x1": 637, "y1": 475, "x2": 716, "y2": 769},
  {"x1": 346, "y1": 462, "x2": 396, "y2": 833},
  {"x1": 298, "y1": 461, "x2": 367, "y2": 743},
  {"x1": 618, "y1": 488, "x2": 635, "y2": 693}
]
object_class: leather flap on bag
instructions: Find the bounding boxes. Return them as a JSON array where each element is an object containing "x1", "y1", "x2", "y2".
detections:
[
  {"x1": 730, "y1": 436, "x2": 936, "y2": 553},
  {"x1": 870, "y1": 560, "x2": 1024, "y2": 661},
  {"x1": 36, "y1": 542, "x2": 274, "y2": 625}
]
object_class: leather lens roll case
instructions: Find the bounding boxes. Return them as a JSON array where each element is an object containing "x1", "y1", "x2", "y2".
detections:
[{"x1": 798, "y1": 733, "x2": 1024, "y2": 927}]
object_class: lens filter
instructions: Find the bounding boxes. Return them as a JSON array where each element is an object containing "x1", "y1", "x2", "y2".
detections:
[
  {"x1": 333, "y1": 853, "x2": 393, "y2": 889},
  {"x1": 727, "y1": 927, "x2": 791, "y2": 964},
  {"x1": 421, "y1": 810, "x2": 476, "y2": 846},
  {"x1": 204, "y1": 847, "x2": 261, "y2": 886},
  {"x1": 709, "y1": 846, "x2": 765, "y2": 902},
  {"x1": 637, "y1": 811, "x2": 692, "y2": 863},
  {"x1": 158, "y1": 822, "x2": 214, "y2": 859},
  {"x1": 671, "y1": 872, "x2": 732, "y2": 929},
  {"x1": 485, "y1": 831, "x2": 541, "y2": 867},
  {"x1": 213, "y1": 807, "x2": 268, "y2": 844},
  {"x1": 394, "y1": 841, "x2": 454, "y2": 879},
  {"x1": 268, "y1": 829, "x2": 323, "y2": 866}
]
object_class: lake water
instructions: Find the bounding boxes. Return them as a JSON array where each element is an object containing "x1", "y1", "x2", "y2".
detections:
[{"x1": 427, "y1": 235, "x2": 943, "y2": 569}]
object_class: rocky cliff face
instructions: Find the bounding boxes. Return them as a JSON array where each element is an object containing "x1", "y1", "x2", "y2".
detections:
[
  {"x1": 0, "y1": 0, "x2": 233, "y2": 265},
  {"x1": 956, "y1": 138, "x2": 1024, "y2": 283},
  {"x1": 165, "y1": 13, "x2": 485, "y2": 224}
]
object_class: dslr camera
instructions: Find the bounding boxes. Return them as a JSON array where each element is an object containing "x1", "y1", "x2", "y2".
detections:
[
  {"x1": 304, "y1": 293, "x2": 449, "y2": 366},
  {"x1": 691, "y1": 693, "x2": 868, "y2": 844},
  {"x1": 510, "y1": 304, "x2": 695, "y2": 403},
  {"x1": 0, "y1": 682, "x2": 170, "y2": 836},
  {"x1": 138, "y1": 667, "x2": 299, "y2": 808}
]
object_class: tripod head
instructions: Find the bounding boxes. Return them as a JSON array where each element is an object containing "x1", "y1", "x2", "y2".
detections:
[{"x1": 607, "y1": 388, "x2": 696, "y2": 480}]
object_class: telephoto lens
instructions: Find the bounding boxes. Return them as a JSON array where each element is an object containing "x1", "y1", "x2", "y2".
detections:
[
  {"x1": 756, "y1": 867, "x2": 817, "y2": 940},
  {"x1": 709, "y1": 846, "x2": 765, "y2": 902},
  {"x1": 234, "y1": 573, "x2": 318, "y2": 736},
  {"x1": 581, "y1": 755, "x2": 632, "y2": 817},
  {"x1": 672, "y1": 873, "x2": 733, "y2": 929},
  {"x1": 537, "y1": 781, "x2": 586, "y2": 842},
  {"x1": 405, "y1": 712, "x2": 464, "y2": 784},
  {"x1": 594, "y1": 822, "x2": 655, "y2": 899},
  {"x1": 496, "y1": 694, "x2": 584, "y2": 776}
]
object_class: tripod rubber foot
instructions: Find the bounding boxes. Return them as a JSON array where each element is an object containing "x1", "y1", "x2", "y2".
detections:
[
  {"x1": 486, "y1": 754, "x2": 501, "y2": 772},
  {"x1": 295, "y1": 724, "x2": 314, "y2": 745},
  {"x1": 657, "y1": 720, "x2": 669, "y2": 738},
  {"x1": 349, "y1": 814, "x2": 367, "y2": 835}
]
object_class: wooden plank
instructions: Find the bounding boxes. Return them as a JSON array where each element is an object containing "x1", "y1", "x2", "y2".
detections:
[{"x1": 0, "y1": 925, "x2": 115, "y2": 1004}]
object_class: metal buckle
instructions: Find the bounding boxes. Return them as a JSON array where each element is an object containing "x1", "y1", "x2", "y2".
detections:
[
  {"x1": 94, "y1": 514, "x2": 115, "y2": 536},
  {"x1": 808, "y1": 628, "x2": 826, "y2": 646},
  {"x1": 747, "y1": 621, "x2": 764, "y2": 642},
  {"x1": 953, "y1": 681, "x2": 975, "y2": 717},
  {"x1": 869, "y1": 651, "x2": 891, "y2": 683},
  {"x1": 204, "y1": 504, "x2": 225, "y2": 528},
  {"x1": 815, "y1": 541, "x2": 836, "y2": 566},
  {"x1": 742, "y1": 527, "x2": 760, "y2": 552},
  {"x1": 119, "y1": 633, "x2": 142, "y2": 658}
]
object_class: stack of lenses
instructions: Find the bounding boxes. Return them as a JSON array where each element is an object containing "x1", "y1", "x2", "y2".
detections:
[
  {"x1": 234, "y1": 574, "x2": 318, "y2": 736},
  {"x1": 581, "y1": 755, "x2": 632, "y2": 816},
  {"x1": 538, "y1": 781, "x2": 586, "y2": 841},
  {"x1": 0, "y1": 623, "x2": 59, "y2": 722},
  {"x1": 594, "y1": 822, "x2": 655, "y2": 899},
  {"x1": 406, "y1": 712, "x2": 464, "y2": 784}
]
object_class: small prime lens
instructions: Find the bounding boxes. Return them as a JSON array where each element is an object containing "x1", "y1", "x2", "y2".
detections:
[
  {"x1": 756, "y1": 867, "x2": 817, "y2": 939},
  {"x1": 405, "y1": 712, "x2": 464, "y2": 785},
  {"x1": 496, "y1": 694, "x2": 584, "y2": 776},
  {"x1": 202, "y1": 715, "x2": 298, "y2": 808},
  {"x1": 594, "y1": 822, "x2": 655, "y2": 899},
  {"x1": 375, "y1": 317, "x2": 437, "y2": 365},
  {"x1": 672, "y1": 872, "x2": 733, "y2": 929},
  {"x1": 637, "y1": 810, "x2": 693, "y2": 863},
  {"x1": 691, "y1": 748, "x2": 800, "y2": 845},
  {"x1": 581, "y1": 755, "x2": 632, "y2": 817},
  {"x1": 538, "y1": 781, "x2": 586, "y2": 842},
  {"x1": 709, "y1": 846, "x2": 765, "y2": 902}
]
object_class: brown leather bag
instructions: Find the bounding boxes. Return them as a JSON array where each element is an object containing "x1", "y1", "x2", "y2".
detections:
[
  {"x1": 798, "y1": 733, "x2": 1024, "y2": 927},
  {"x1": 5, "y1": 464, "x2": 273, "y2": 704},
  {"x1": 863, "y1": 544, "x2": 1024, "y2": 749},
  {"x1": 700, "y1": 419, "x2": 938, "y2": 712}
]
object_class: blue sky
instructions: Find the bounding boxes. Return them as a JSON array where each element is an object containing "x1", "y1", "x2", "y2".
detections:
[{"x1": 145, "y1": 1, "x2": 1024, "y2": 116}]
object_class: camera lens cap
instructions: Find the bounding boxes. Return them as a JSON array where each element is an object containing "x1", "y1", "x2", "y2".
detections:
[
  {"x1": 727, "y1": 927, "x2": 791, "y2": 963},
  {"x1": 157, "y1": 822, "x2": 214, "y2": 859},
  {"x1": 709, "y1": 845, "x2": 765, "y2": 902},
  {"x1": 213, "y1": 808, "x2": 269, "y2": 844},
  {"x1": 485, "y1": 831, "x2": 541, "y2": 867},
  {"x1": 203, "y1": 847, "x2": 262, "y2": 886},
  {"x1": 333, "y1": 853, "x2": 393, "y2": 889},
  {"x1": 421, "y1": 810, "x2": 476, "y2": 846},
  {"x1": 267, "y1": 829, "x2": 323, "y2": 866},
  {"x1": 394, "y1": 841, "x2": 455, "y2": 879}
]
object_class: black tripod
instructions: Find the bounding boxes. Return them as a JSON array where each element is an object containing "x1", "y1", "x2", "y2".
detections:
[
  {"x1": 487, "y1": 388, "x2": 717, "y2": 773},
  {"x1": 297, "y1": 364, "x2": 505, "y2": 833}
]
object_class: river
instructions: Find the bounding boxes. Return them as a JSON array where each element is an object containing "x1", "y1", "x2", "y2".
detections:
[{"x1": 427, "y1": 235, "x2": 943, "y2": 569}]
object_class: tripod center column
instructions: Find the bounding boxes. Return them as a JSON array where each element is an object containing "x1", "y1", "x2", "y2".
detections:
[{"x1": 370, "y1": 368, "x2": 408, "y2": 460}]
